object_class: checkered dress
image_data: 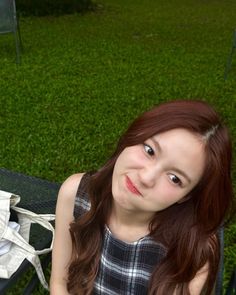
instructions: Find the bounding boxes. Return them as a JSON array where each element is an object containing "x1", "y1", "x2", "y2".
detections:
[{"x1": 74, "y1": 173, "x2": 167, "y2": 295}]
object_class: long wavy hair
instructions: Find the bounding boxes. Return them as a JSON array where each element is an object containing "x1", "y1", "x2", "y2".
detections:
[{"x1": 67, "y1": 100, "x2": 234, "y2": 295}]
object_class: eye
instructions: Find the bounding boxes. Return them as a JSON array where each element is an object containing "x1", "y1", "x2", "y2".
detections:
[
  {"x1": 143, "y1": 143, "x2": 155, "y2": 156},
  {"x1": 169, "y1": 174, "x2": 182, "y2": 186}
]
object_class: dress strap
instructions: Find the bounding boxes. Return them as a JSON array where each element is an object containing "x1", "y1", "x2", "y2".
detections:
[{"x1": 73, "y1": 172, "x2": 91, "y2": 219}]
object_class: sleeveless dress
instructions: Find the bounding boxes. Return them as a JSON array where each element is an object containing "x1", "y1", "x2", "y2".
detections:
[{"x1": 73, "y1": 173, "x2": 167, "y2": 295}]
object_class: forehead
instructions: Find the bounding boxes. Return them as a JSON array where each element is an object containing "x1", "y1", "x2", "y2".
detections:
[{"x1": 152, "y1": 128, "x2": 203, "y2": 146}]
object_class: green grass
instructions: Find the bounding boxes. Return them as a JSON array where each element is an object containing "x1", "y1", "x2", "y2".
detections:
[{"x1": 1, "y1": 0, "x2": 236, "y2": 293}]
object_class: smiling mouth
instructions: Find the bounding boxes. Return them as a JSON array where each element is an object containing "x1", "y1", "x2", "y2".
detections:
[{"x1": 126, "y1": 176, "x2": 142, "y2": 196}]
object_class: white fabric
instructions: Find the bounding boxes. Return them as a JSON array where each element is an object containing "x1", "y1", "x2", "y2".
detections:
[
  {"x1": 0, "y1": 221, "x2": 20, "y2": 255},
  {"x1": 0, "y1": 190, "x2": 55, "y2": 290}
]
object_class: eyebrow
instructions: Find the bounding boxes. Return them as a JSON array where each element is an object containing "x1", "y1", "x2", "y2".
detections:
[
  {"x1": 150, "y1": 137, "x2": 192, "y2": 184},
  {"x1": 150, "y1": 137, "x2": 162, "y2": 153}
]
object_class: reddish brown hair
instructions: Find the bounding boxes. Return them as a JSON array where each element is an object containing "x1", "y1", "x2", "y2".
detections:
[{"x1": 67, "y1": 100, "x2": 234, "y2": 294}]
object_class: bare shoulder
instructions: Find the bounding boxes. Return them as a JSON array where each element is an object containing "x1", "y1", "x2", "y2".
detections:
[
  {"x1": 56, "y1": 173, "x2": 85, "y2": 210},
  {"x1": 51, "y1": 173, "x2": 85, "y2": 292},
  {"x1": 188, "y1": 234, "x2": 218, "y2": 295}
]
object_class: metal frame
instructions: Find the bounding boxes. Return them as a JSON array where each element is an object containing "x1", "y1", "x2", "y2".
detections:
[
  {"x1": 0, "y1": 0, "x2": 23, "y2": 63},
  {"x1": 215, "y1": 226, "x2": 224, "y2": 295},
  {"x1": 224, "y1": 29, "x2": 236, "y2": 80}
]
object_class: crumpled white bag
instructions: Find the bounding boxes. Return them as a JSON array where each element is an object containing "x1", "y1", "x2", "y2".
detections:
[
  {"x1": 0, "y1": 190, "x2": 55, "y2": 290},
  {"x1": 0, "y1": 221, "x2": 20, "y2": 255}
]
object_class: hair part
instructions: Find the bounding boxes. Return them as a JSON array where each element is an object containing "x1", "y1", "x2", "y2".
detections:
[{"x1": 202, "y1": 125, "x2": 219, "y2": 142}]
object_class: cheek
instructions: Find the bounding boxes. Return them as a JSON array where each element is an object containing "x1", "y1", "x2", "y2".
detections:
[
  {"x1": 113, "y1": 151, "x2": 128, "y2": 173},
  {"x1": 117, "y1": 146, "x2": 144, "y2": 167},
  {"x1": 154, "y1": 181, "x2": 186, "y2": 205}
]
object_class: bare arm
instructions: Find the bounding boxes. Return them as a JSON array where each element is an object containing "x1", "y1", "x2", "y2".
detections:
[
  {"x1": 172, "y1": 263, "x2": 209, "y2": 295},
  {"x1": 50, "y1": 173, "x2": 84, "y2": 295},
  {"x1": 188, "y1": 263, "x2": 209, "y2": 295},
  {"x1": 188, "y1": 235, "x2": 218, "y2": 295}
]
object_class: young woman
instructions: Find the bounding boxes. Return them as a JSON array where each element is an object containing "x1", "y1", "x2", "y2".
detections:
[{"x1": 50, "y1": 99, "x2": 234, "y2": 295}]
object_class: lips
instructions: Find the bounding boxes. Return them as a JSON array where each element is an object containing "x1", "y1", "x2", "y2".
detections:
[{"x1": 126, "y1": 176, "x2": 142, "y2": 196}]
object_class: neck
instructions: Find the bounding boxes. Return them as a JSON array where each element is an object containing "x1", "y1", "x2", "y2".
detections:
[
  {"x1": 107, "y1": 200, "x2": 154, "y2": 241},
  {"x1": 111, "y1": 203, "x2": 152, "y2": 226}
]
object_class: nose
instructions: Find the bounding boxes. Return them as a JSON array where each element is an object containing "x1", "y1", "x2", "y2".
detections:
[{"x1": 138, "y1": 166, "x2": 157, "y2": 188}]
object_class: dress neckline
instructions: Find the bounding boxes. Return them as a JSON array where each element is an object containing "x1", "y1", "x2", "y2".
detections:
[{"x1": 104, "y1": 224, "x2": 150, "y2": 246}]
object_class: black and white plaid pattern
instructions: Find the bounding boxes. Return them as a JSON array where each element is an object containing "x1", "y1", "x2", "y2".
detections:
[{"x1": 74, "y1": 173, "x2": 167, "y2": 295}]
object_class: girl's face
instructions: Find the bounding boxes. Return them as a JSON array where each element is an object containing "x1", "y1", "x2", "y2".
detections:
[{"x1": 112, "y1": 128, "x2": 205, "y2": 220}]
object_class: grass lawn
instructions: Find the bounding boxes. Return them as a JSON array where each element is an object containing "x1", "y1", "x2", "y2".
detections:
[{"x1": 0, "y1": 0, "x2": 235, "y2": 293}]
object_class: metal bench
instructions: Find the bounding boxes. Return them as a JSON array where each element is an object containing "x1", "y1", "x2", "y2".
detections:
[{"x1": 0, "y1": 168, "x2": 60, "y2": 294}]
